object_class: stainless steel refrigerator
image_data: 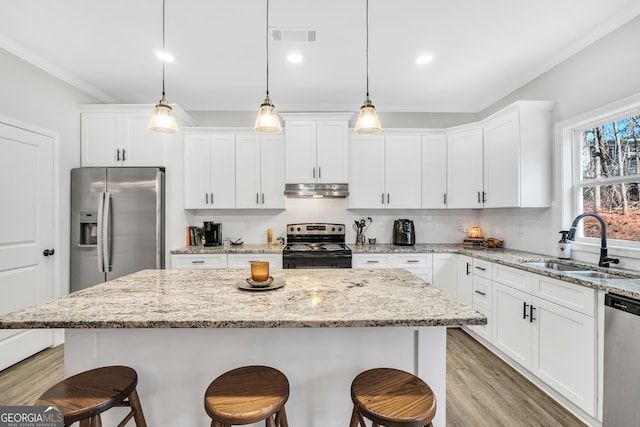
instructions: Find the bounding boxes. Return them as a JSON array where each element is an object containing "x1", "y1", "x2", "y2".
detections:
[{"x1": 71, "y1": 167, "x2": 165, "y2": 292}]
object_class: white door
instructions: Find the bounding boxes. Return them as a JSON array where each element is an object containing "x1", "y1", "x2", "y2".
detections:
[
  {"x1": 446, "y1": 127, "x2": 483, "y2": 208},
  {"x1": 348, "y1": 135, "x2": 385, "y2": 208},
  {"x1": 432, "y1": 253, "x2": 458, "y2": 298},
  {"x1": 0, "y1": 121, "x2": 55, "y2": 370},
  {"x1": 285, "y1": 121, "x2": 316, "y2": 183},
  {"x1": 259, "y1": 135, "x2": 285, "y2": 209},
  {"x1": 184, "y1": 134, "x2": 212, "y2": 208},
  {"x1": 483, "y1": 110, "x2": 520, "y2": 208},
  {"x1": 210, "y1": 135, "x2": 236, "y2": 208},
  {"x1": 492, "y1": 282, "x2": 532, "y2": 368},
  {"x1": 235, "y1": 135, "x2": 261, "y2": 208},
  {"x1": 422, "y1": 134, "x2": 447, "y2": 208}
]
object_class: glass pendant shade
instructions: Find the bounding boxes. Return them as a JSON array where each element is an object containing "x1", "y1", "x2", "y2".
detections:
[
  {"x1": 355, "y1": 96, "x2": 382, "y2": 134},
  {"x1": 254, "y1": 96, "x2": 282, "y2": 134},
  {"x1": 148, "y1": 95, "x2": 178, "y2": 134}
]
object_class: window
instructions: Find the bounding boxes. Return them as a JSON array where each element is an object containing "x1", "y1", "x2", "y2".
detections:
[{"x1": 574, "y1": 113, "x2": 640, "y2": 243}]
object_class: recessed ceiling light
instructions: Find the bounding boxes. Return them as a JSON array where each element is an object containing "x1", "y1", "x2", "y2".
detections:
[
  {"x1": 287, "y1": 53, "x2": 303, "y2": 63},
  {"x1": 156, "y1": 51, "x2": 174, "y2": 62},
  {"x1": 416, "y1": 54, "x2": 433, "y2": 65}
]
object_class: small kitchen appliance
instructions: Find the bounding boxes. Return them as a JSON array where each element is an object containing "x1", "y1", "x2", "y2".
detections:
[
  {"x1": 203, "y1": 222, "x2": 222, "y2": 246},
  {"x1": 393, "y1": 219, "x2": 415, "y2": 246},
  {"x1": 283, "y1": 223, "x2": 352, "y2": 269}
]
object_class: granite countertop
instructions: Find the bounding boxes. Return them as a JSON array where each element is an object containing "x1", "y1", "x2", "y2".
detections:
[
  {"x1": 0, "y1": 269, "x2": 486, "y2": 329},
  {"x1": 171, "y1": 243, "x2": 285, "y2": 254}
]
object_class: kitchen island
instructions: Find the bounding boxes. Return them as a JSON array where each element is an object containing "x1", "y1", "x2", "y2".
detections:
[{"x1": 0, "y1": 268, "x2": 485, "y2": 426}]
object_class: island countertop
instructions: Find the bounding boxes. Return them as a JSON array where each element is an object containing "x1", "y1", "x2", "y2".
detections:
[{"x1": 0, "y1": 268, "x2": 485, "y2": 329}]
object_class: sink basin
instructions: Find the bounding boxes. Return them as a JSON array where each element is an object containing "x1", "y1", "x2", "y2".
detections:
[
  {"x1": 565, "y1": 271, "x2": 623, "y2": 280},
  {"x1": 521, "y1": 261, "x2": 590, "y2": 272}
]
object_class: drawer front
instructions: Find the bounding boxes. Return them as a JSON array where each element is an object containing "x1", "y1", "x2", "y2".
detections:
[
  {"x1": 352, "y1": 254, "x2": 390, "y2": 269},
  {"x1": 472, "y1": 259, "x2": 493, "y2": 279},
  {"x1": 532, "y1": 275, "x2": 596, "y2": 317},
  {"x1": 171, "y1": 254, "x2": 227, "y2": 269},
  {"x1": 227, "y1": 254, "x2": 283, "y2": 269},
  {"x1": 493, "y1": 264, "x2": 532, "y2": 293},
  {"x1": 472, "y1": 275, "x2": 493, "y2": 311},
  {"x1": 392, "y1": 254, "x2": 432, "y2": 269}
]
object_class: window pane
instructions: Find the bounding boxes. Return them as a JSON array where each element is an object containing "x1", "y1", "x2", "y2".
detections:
[
  {"x1": 581, "y1": 116, "x2": 640, "y2": 181},
  {"x1": 581, "y1": 183, "x2": 640, "y2": 241}
]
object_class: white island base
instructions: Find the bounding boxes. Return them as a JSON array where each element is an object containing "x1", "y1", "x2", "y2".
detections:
[{"x1": 65, "y1": 326, "x2": 446, "y2": 426}]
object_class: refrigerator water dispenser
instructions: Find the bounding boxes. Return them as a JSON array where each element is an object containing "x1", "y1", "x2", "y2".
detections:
[{"x1": 79, "y1": 212, "x2": 98, "y2": 246}]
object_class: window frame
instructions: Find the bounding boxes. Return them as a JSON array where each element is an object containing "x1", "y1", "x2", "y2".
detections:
[{"x1": 563, "y1": 95, "x2": 640, "y2": 254}]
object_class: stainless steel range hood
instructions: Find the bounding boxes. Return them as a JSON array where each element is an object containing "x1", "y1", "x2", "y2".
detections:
[{"x1": 284, "y1": 183, "x2": 348, "y2": 198}]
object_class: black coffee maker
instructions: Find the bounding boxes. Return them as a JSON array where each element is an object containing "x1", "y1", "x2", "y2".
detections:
[
  {"x1": 203, "y1": 222, "x2": 222, "y2": 246},
  {"x1": 393, "y1": 219, "x2": 415, "y2": 246}
]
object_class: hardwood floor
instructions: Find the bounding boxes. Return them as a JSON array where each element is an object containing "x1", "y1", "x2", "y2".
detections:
[
  {"x1": 447, "y1": 328, "x2": 585, "y2": 427},
  {"x1": 0, "y1": 329, "x2": 585, "y2": 426}
]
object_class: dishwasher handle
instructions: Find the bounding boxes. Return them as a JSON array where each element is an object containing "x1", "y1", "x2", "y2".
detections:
[{"x1": 605, "y1": 293, "x2": 640, "y2": 316}]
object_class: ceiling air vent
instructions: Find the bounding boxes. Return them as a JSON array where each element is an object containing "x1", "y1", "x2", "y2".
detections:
[{"x1": 271, "y1": 28, "x2": 317, "y2": 43}]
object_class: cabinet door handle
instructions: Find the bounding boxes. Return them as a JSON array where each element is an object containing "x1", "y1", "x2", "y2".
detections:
[
  {"x1": 407, "y1": 260, "x2": 420, "y2": 263},
  {"x1": 443, "y1": 193, "x2": 447, "y2": 205},
  {"x1": 205, "y1": 193, "x2": 209, "y2": 204},
  {"x1": 387, "y1": 193, "x2": 390, "y2": 204},
  {"x1": 475, "y1": 266, "x2": 486, "y2": 271},
  {"x1": 477, "y1": 191, "x2": 481, "y2": 203},
  {"x1": 122, "y1": 149, "x2": 126, "y2": 161},
  {"x1": 256, "y1": 193, "x2": 259, "y2": 204},
  {"x1": 466, "y1": 262, "x2": 471, "y2": 275},
  {"x1": 318, "y1": 167, "x2": 322, "y2": 179},
  {"x1": 211, "y1": 193, "x2": 214, "y2": 204},
  {"x1": 312, "y1": 167, "x2": 316, "y2": 179},
  {"x1": 381, "y1": 193, "x2": 385, "y2": 204},
  {"x1": 482, "y1": 191, "x2": 486, "y2": 203},
  {"x1": 366, "y1": 260, "x2": 380, "y2": 264},
  {"x1": 474, "y1": 290, "x2": 486, "y2": 296},
  {"x1": 523, "y1": 302, "x2": 529, "y2": 320},
  {"x1": 261, "y1": 193, "x2": 264, "y2": 204},
  {"x1": 530, "y1": 305, "x2": 536, "y2": 323},
  {"x1": 116, "y1": 149, "x2": 121, "y2": 161},
  {"x1": 191, "y1": 260, "x2": 205, "y2": 264}
]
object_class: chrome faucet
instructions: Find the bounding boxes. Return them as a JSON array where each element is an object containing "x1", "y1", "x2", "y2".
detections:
[{"x1": 566, "y1": 212, "x2": 620, "y2": 267}]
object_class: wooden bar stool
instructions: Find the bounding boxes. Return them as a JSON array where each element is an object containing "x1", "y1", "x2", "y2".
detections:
[
  {"x1": 204, "y1": 365, "x2": 289, "y2": 427},
  {"x1": 349, "y1": 368, "x2": 436, "y2": 427},
  {"x1": 35, "y1": 365, "x2": 147, "y2": 427}
]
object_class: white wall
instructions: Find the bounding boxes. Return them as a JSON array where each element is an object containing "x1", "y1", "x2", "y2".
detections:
[
  {"x1": 186, "y1": 199, "x2": 480, "y2": 246},
  {"x1": 479, "y1": 15, "x2": 640, "y2": 260},
  {"x1": 0, "y1": 47, "x2": 99, "y2": 298}
]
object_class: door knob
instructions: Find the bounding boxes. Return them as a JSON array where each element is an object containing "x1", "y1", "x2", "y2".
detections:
[{"x1": 43, "y1": 248, "x2": 55, "y2": 256}]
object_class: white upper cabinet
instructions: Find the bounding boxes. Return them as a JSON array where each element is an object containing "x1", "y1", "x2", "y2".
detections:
[
  {"x1": 482, "y1": 101, "x2": 554, "y2": 208},
  {"x1": 80, "y1": 105, "x2": 193, "y2": 167},
  {"x1": 446, "y1": 126, "x2": 484, "y2": 209},
  {"x1": 348, "y1": 134, "x2": 421, "y2": 209},
  {"x1": 184, "y1": 134, "x2": 236, "y2": 209},
  {"x1": 282, "y1": 113, "x2": 351, "y2": 183},
  {"x1": 235, "y1": 134, "x2": 285, "y2": 209},
  {"x1": 421, "y1": 133, "x2": 447, "y2": 209}
]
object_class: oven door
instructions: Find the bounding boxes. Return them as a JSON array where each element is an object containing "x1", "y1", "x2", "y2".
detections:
[{"x1": 283, "y1": 254, "x2": 351, "y2": 269}]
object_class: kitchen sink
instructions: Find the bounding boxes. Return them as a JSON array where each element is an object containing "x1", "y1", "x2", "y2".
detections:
[
  {"x1": 521, "y1": 261, "x2": 590, "y2": 272},
  {"x1": 565, "y1": 271, "x2": 624, "y2": 280}
]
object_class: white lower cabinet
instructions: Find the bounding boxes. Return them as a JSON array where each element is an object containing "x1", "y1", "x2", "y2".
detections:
[
  {"x1": 432, "y1": 253, "x2": 457, "y2": 297},
  {"x1": 457, "y1": 255, "x2": 473, "y2": 306},
  {"x1": 171, "y1": 254, "x2": 227, "y2": 269},
  {"x1": 470, "y1": 275, "x2": 493, "y2": 342},
  {"x1": 227, "y1": 254, "x2": 283, "y2": 269},
  {"x1": 352, "y1": 253, "x2": 433, "y2": 282},
  {"x1": 491, "y1": 268, "x2": 597, "y2": 415}
]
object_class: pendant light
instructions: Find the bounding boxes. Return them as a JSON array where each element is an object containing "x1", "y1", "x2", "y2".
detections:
[
  {"x1": 148, "y1": 0, "x2": 179, "y2": 134},
  {"x1": 354, "y1": 0, "x2": 382, "y2": 134},
  {"x1": 254, "y1": 0, "x2": 282, "y2": 133}
]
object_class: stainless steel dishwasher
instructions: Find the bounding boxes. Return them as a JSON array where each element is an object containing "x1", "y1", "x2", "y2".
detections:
[{"x1": 603, "y1": 293, "x2": 640, "y2": 426}]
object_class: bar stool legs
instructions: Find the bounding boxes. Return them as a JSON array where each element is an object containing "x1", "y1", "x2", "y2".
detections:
[
  {"x1": 35, "y1": 365, "x2": 147, "y2": 427},
  {"x1": 350, "y1": 368, "x2": 436, "y2": 427},
  {"x1": 204, "y1": 365, "x2": 289, "y2": 427}
]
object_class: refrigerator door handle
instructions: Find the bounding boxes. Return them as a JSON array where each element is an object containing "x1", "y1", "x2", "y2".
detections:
[
  {"x1": 103, "y1": 192, "x2": 112, "y2": 272},
  {"x1": 96, "y1": 193, "x2": 105, "y2": 273}
]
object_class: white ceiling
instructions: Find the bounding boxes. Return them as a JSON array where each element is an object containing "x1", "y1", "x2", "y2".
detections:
[{"x1": 1, "y1": 0, "x2": 639, "y2": 113}]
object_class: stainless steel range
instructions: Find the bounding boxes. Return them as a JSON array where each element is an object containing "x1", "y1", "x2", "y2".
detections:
[{"x1": 283, "y1": 223, "x2": 352, "y2": 269}]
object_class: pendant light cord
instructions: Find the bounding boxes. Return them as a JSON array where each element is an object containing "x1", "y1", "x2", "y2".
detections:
[
  {"x1": 265, "y1": 0, "x2": 270, "y2": 97},
  {"x1": 365, "y1": 0, "x2": 369, "y2": 98},
  {"x1": 162, "y1": 0, "x2": 166, "y2": 97}
]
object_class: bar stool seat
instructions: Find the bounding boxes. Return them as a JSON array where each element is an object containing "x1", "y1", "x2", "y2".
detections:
[
  {"x1": 204, "y1": 365, "x2": 289, "y2": 427},
  {"x1": 350, "y1": 368, "x2": 436, "y2": 427},
  {"x1": 35, "y1": 365, "x2": 147, "y2": 427}
]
